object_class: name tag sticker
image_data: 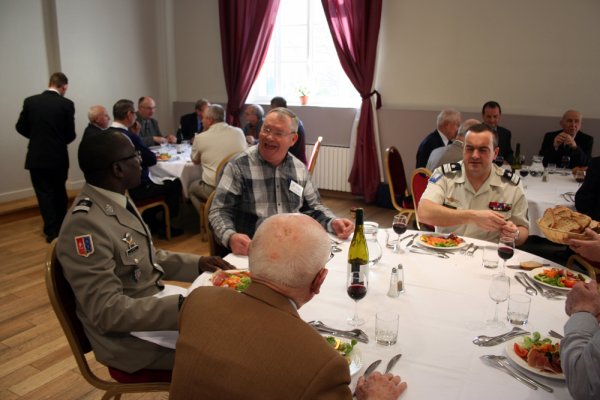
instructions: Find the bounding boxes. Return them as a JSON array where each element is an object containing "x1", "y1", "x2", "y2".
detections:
[{"x1": 289, "y1": 180, "x2": 303, "y2": 197}]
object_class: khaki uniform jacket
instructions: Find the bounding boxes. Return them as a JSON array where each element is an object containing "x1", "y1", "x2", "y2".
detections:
[
  {"x1": 171, "y1": 282, "x2": 352, "y2": 400},
  {"x1": 421, "y1": 162, "x2": 529, "y2": 242},
  {"x1": 56, "y1": 184, "x2": 200, "y2": 372}
]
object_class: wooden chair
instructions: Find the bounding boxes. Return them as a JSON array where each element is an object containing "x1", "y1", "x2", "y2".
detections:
[
  {"x1": 44, "y1": 241, "x2": 171, "y2": 399},
  {"x1": 134, "y1": 196, "x2": 171, "y2": 240},
  {"x1": 307, "y1": 136, "x2": 323, "y2": 175},
  {"x1": 410, "y1": 167, "x2": 433, "y2": 230},
  {"x1": 204, "y1": 191, "x2": 230, "y2": 257},
  {"x1": 198, "y1": 152, "x2": 239, "y2": 241},
  {"x1": 566, "y1": 254, "x2": 600, "y2": 285},
  {"x1": 384, "y1": 146, "x2": 415, "y2": 223}
]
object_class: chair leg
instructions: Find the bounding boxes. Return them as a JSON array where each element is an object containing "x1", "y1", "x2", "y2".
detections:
[
  {"x1": 199, "y1": 202, "x2": 207, "y2": 242},
  {"x1": 163, "y1": 204, "x2": 171, "y2": 240}
]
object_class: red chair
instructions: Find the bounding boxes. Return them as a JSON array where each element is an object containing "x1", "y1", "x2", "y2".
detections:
[
  {"x1": 410, "y1": 168, "x2": 434, "y2": 231},
  {"x1": 384, "y1": 146, "x2": 415, "y2": 223},
  {"x1": 45, "y1": 241, "x2": 171, "y2": 399}
]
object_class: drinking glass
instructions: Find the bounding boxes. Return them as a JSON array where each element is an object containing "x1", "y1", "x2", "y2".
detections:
[
  {"x1": 347, "y1": 264, "x2": 369, "y2": 326},
  {"x1": 391, "y1": 214, "x2": 408, "y2": 252},
  {"x1": 560, "y1": 156, "x2": 571, "y2": 171},
  {"x1": 575, "y1": 170, "x2": 585, "y2": 185},
  {"x1": 497, "y1": 236, "x2": 515, "y2": 273},
  {"x1": 487, "y1": 274, "x2": 510, "y2": 328},
  {"x1": 518, "y1": 166, "x2": 529, "y2": 189},
  {"x1": 519, "y1": 154, "x2": 526, "y2": 166},
  {"x1": 493, "y1": 155, "x2": 504, "y2": 167}
]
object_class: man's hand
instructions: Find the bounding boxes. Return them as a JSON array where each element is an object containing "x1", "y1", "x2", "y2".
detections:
[
  {"x1": 246, "y1": 135, "x2": 256, "y2": 145},
  {"x1": 499, "y1": 220, "x2": 518, "y2": 238},
  {"x1": 229, "y1": 233, "x2": 252, "y2": 255},
  {"x1": 332, "y1": 218, "x2": 354, "y2": 239},
  {"x1": 355, "y1": 372, "x2": 407, "y2": 400},
  {"x1": 566, "y1": 228, "x2": 600, "y2": 262},
  {"x1": 198, "y1": 256, "x2": 235, "y2": 273},
  {"x1": 167, "y1": 134, "x2": 177, "y2": 144},
  {"x1": 130, "y1": 121, "x2": 141, "y2": 135},
  {"x1": 565, "y1": 281, "x2": 600, "y2": 321},
  {"x1": 554, "y1": 132, "x2": 576, "y2": 149},
  {"x1": 469, "y1": 210, "x2": 506, "y2": 232}
]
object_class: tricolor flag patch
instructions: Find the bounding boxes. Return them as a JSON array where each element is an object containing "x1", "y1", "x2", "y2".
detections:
[{"x1": 75, "y1": 234, "x2": 94, "y2": 257}]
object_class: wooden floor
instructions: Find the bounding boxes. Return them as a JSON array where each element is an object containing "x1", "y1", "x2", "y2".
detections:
[{"x1": 0, "y1": 191, "x2": 397, "y2": 399}]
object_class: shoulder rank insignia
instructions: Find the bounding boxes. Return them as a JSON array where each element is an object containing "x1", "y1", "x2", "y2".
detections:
[
  {"x1": 501, "y1": 169, "x2": 521, "y2": 185},
  {"x1": 489, "y1": 202, "x2": 512, "y2": 212},
  {"x1": 72, "y1": 198, "x2": 92, "y2": 214},
  {"x1": 429, "y1": 170, "x2": 443, "y2": 183},
  {"x1": 75, "y1": 234, "x2": 94, "y2": 257},
  {"x1": 441, "y1": 162, "x2": 461, "y2": 175}
]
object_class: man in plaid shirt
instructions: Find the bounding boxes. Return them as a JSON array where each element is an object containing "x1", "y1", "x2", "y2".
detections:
[{"x1": 208, "y1": 108, "x2": 354, "y2": 255}]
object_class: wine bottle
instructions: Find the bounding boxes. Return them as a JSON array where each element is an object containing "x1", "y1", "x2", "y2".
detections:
[
  {"x1": 512, "y1": 143, "x2": 521, "y2": 170},
  {"x1": 348, "y1": 208, "x2": 369, "y2": 283}
]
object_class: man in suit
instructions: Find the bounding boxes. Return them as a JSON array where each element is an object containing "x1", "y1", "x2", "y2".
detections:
[
  {"x1": 82, "y1": 105, "x2": 110, "y2": 138},
  {"x1": 575, "y1": 156, "x2": 600, "y2": 220},
  {"x1": 270, "y1": 96, "x2": 307, "y2": 165},
  {"x1": 56, "y1": 131, "x2": 231, "y2": 373},
  {"x1": 539, "y1": 110, "x2": 593, "y2": 168},
  {"x1": 242, "y1": 104, "x2": 264, "y2": 145},
  {"x1": 16, "y1": 72, "x2": 76, "y2": 243},
  {"x1": 176, "y1": 98, "x2": 209, "y2": 143},
  {"x1": 482, "y1": 101, "x2": 513, "y2": 164},
  {"x1": 137, "y1": 96, "x2": 177, "y2": 146},
  {"x1": 415, "y1": 108, "x2": 461, "y2": 168},
  {"x1": 170, "y1": 213, "x2": 407, "y2": 400}
]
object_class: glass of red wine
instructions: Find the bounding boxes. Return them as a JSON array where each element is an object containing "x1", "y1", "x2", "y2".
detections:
[
  {"x1": 497, "y1": 235, "x2": 515, "y2": 273},
  {"x1": 347, "y1": 264, "x2": 369, "y2": 326},
  {"x1": 391, "y1": 214, "x2": 409, "y2": 252},
  {"x1": 518, "y1": 166, "x2": 529, "y2": 189},
  {"x1": 575, "y1": 170, "x2": 585, "y2": 184}
]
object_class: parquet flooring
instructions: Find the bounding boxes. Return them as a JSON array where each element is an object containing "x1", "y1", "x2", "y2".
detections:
[{"x1": 0, "y1": 191, "x2": 397, "y2": 399}]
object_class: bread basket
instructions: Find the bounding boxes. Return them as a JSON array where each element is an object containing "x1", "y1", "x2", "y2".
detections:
[{"x1": 536, "y1": 218, "x2": 589, "y2": 244}]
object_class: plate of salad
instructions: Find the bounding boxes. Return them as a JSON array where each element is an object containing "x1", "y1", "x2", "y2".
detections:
[
  {"x1": 324, "y1": 336, "x2": 362, "y2": 376},
  {"x1": 418, "y1": 233, "x2": 467, "y2": 249},
  {"x1": 210, "y1": 269, "x2": 251, "y2": 292},
  {"x1": 528, "y1": 267, "x2": 590, "y2": 291},
  {"x1": 505, "y1": 332, "x2": 564, "y2": 380}
]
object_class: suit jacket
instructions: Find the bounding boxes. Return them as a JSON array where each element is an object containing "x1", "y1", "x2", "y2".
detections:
[
  {"x1": 427, "y1": 140, "x2": 464, "y2": 171},
  {"x1": 539, "y1": 130, "x2": 593, "y2": 168},
  {"x1": 177, "y1": 112, "x2": 202, "y2": 143},
  {"x1": 416, "y1": 130, "x2": 445, "y2": 168},
  {"x1": 83, "y1": 123, "x2": 105, "y2": 139},
  {"x1": 575, "y1": 156, "x2": 600, "y2": 220},
  {"x1": 16, "y1": 90, "x2": 76, "y2": 170},
  {"x1": 56, "y1": 184, "x2": 200, "y2": 372},
  {"x1": 110, "y1": 126, "x2": 157, "y2": 184},
  {"x1": 171, "y1": 282, "x2": 352, "y2": 400},
  {"x1": 496, "y1": 126, "x2": 513, "y2": 164},
  {"x1": 136, "y1": 114, "x2": 163, "y2": 147}
]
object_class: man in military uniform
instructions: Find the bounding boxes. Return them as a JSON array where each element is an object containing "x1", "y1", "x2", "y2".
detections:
[
  {"x1": 56, "y1": 131, "x2": 231, "y2": 373},
  {"x1": 418, "y1": 123, "x2": 529, "y2": 245}
]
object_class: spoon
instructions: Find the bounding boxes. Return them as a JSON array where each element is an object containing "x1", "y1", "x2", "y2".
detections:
[
  {"x1": 473, "y1": 326, "x2": 528, "y2": 343},
  {"x1": 514, "y1": 274, "x2": 537, "y2": 296}
]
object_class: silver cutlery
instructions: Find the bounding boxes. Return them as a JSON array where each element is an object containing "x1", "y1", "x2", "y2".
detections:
[
  {"x1": 405, "y1": 233, "x2": 419, "y2": 247},
  {"x1": 548, "y1": 330, "x2": 564, "y2": 340},
  {"x1": 330, "y1": 238, "x2": 343, "y2": 245},
  {"x1": 506, "y1": 263, "x2": 550, "y2": 270},
  {"x1": 385, "y1": 353, "x2": 402, "y2": 374},
  {"x1": 473, "y1": 327, "x2": 529, "y2": 346},
  {"x1": 514, "y1": 274, "x2": 537, "y2": 296},
  {"x1": 409, "y1": 247, "x2": 449, "y2": 259},
  {"x1": 481, "y1": 355, "x2": 538, "y2": 390},
  {"x1": 518, "y1": 272, "x2": 566, "y2": 300},
  {"x1": 490, "y1": 355, "x2": 554, "y2": 392},
  {"x1": 353, "y1": 359, "x2": 382, "y2": 397},
  {"x1": 308, "y1": 320, "x2": 369, "y2": 343},
  {"x1": 466, "y1": 245, "x2": 479, "y2": 257},
  {"x1": 460, "y1": 243, "x2": 473, "y2": 255}
]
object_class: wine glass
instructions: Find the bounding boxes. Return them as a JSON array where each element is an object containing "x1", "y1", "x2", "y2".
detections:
[
  {"x1": 493, "y1": 155, "x2": 504, "y2": 167},
  {"x1": 575, "y1": 170, "x2": 585, "y2": 185},
  {"x1": 390, "y1": 214, "x2": 408, "y2": 252},
  {"x1": 518, "y1": 154, "x2": 526, "y2": 166},
  {"x1": 560, "y1": 155, "x2": 571, "y2": 172},
  {"x1": 498, "y1": 235, "x2": 515, "y2": 273},
  {"x1": 518, "y1": 166, "x2": 529, "y2": 189},
  {"x1": 487, "y1": 274, "x2": 510, "y2": 328},
  {"x1": 347, "y1": 264, "x2": 369, "y2": 326}
]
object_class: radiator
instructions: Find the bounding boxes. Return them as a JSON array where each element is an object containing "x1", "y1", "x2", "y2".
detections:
[{"x1": 305, "y1": 145, "x2": 352, "y2": 192}]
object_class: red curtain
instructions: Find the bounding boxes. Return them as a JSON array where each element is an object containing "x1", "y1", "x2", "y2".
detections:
[
  {"x1": 321, "y1": 0, "x2": 382, "y2": 203},
  {"x1": 219, "y1": 0, "x2": 280, "y2": 127}
]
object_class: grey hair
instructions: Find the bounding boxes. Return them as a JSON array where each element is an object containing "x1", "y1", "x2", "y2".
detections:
[
  {"x1": 249, "y1": 214, "x2": 330, "y2": 289},
  {"x1": 457, "y1": 118, "x2": 480, "y2": 139},
  {"x1": 87, "y1": 105, "x2": 105, "y2": 123},
  {"x1": 205, "y1": 104, "x2": 226, "y2": 122},
  {"x1": 436, "y1": 108, "x2": 461, "y2": 128},
  {"x1": 247, "y1": 104, "x2": 264, "y2": 119},
  {"x1": 266, "y1": 107, "x2": 299, "y2": 134},
  {"x1": 195, "y1": 98, "x2": 210, "y2": 111}
]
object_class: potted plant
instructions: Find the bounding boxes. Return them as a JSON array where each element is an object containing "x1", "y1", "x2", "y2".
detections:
[{"x1": 297, "y1": 86, "x2": 310, "y2": 105}]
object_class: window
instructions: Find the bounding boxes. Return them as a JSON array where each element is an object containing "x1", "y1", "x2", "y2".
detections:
[{"x1": 247, "y1": 0, "x2": 359, "y2": 107}]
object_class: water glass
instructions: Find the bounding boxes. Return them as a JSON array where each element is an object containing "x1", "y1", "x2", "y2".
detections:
[
  {"x1": 376, "y1": 311, "x2": 399, "y2": 345},
  {"x1": 482, "y1": 245, "x2": 499, "y2": 269},
  {"x1": 507, "y1": 294, "x2": 531, "y2": 325}
]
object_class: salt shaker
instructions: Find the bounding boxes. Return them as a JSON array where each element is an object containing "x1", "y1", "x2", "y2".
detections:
[
  {"x1": 397, "y1": 264, "x2": 405, "y2": 293},
  {"x1": 388, "y1": 267, "x2": 402, "y2": 297}
]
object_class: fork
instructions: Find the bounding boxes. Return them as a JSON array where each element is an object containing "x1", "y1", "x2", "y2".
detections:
[
  {"x1": 466, "y1": 245, "x2": 479, "y2": 257},
  {"x1": 460, "y1": 243, "x2": 473, "y2": 255},
  {"x1": 492, "y1": 356, "x2": 554, "y2": 392}
]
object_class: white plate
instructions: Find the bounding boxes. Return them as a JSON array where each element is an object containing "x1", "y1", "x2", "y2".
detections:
[
  {"x1": 322, "y1": 336, "x2": 362, "y2": 376},
  {"x1": 528, "y1": 267, "x2": 591, "y2": 291},
  {"x1": 504, "y1": 337, "x2": 564, "y2": 380},
  {"x1": 417, "y1": 233, "x2": 468, "y2": 250}
]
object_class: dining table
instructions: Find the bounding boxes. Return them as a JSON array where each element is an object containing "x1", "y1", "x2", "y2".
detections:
[
  {"x1": 522, "y1": 169, "x2": 580, "y2": 237},
  {"x1": 148, "y1": 143, "x2": 202, "y2": 199}
]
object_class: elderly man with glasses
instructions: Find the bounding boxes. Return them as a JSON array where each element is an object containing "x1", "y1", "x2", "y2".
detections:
[{"x1": 208, "y1": 107, "x2": 354, "y2": 256}]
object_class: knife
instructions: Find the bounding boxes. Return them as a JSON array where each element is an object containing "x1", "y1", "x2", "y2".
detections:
[
  {"x1": 405, "y1": 233, "x2": 418, "y2": 248},
  {"x1": 506, "y1": 263, "x2": 550, "y2": 269},
  {"x1": 385, "y1": 353, "x2": 402, "y2": 373},
  {"x1": 362, "y1": 359, "x2": 382, "y2": 378}
]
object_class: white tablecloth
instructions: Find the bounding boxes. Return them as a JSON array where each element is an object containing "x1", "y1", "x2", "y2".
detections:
[
  {"x1": 148, "y1": 144, "x2": 202, "y2": 199},
  {"x1": 523, "y1": 171, "x2": 579, "y2": 236}
]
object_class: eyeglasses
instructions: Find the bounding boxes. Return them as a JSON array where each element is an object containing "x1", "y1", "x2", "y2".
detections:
[
  {"x1": 114, "y1": 151, "x2": 141, "y2": 163},
  {"x1": 260, "y1": 125, "x2": 294, "y2": 139}
]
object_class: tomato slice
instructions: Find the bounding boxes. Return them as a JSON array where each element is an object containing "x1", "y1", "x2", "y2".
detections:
[
  {"x1": 514, "y1": 343, "x2": 528, "y2": 358},
  {"x1": 563, "y1": 279, "x2": 576, "y2": 288}
]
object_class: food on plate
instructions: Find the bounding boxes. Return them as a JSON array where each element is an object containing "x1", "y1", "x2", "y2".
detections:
[
  {"x1": 157, "y1": 153, "x2": 171, "y2": 161},
  {"x1": 533, "y1": 267, "x2": 586, "y2": 288},
  {"x1": 572, "y1": 166, "x2": 588, "y2": 176},
  {"x1": 420, "y1": 233, "x2": 464, "y2": 247},
  {"x1": 211, "y1": 270, "x2": 251, "y2": 291},
  {"x1": 325, "y1": 336, "x2": 357, "y2": 364},
  {"x1": 538, "y1": 206, "x2": 600, "y2": 234},
  {"x1": 513, "y1": 332, "x2": 562, "y2": 374}
]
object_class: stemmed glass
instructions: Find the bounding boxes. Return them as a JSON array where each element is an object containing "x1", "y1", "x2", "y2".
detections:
[
  {"x1": 560, "y1": 155, "x2": 571, "y2": 173},
  {"x1": 498, "y1": 235, "x2": 515, "y2": 273},
  {"x1": 518, "y1": 166, "x2": 529, "y2": 189},
  {"x1": 347, "y1": 264, "x2": 369, "y2": 326},
  {"x1": 487, "y1": 274, "x2": 510, "y2": 328},
  {"x1": 389, "y1": 214, "x2": 408, "y2": 252}
]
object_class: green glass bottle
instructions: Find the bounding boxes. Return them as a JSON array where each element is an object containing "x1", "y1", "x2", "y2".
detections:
[
  {"x1": 512, "y1": 143, "x2": 522, "y2": 170},
  {"x1": 348, "y1": 208, "x2": 369, "y2": 280}
]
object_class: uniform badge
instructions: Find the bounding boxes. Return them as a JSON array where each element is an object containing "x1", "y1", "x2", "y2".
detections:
[
  {"x1": 104, "y1": 204, "x2": 115, "y2": 214},
  {"x1": 121, "y1": 232, "x2": 139, "y2": 256},
  {"x1": 429, "y1": 171, "x2": 443, "y2": 183},
  {"x1": 489, "y1": 202, "x2": 512, "y2": 212},
  {"x1": 72, "y1": 198, "x2": 92, "y2": 214},
  {"x1": 74, "y1": 234, "x2": 94, "y2": 257},
  {"x1": 133, "y1": 267, "x2": 142, "y2": 282}
]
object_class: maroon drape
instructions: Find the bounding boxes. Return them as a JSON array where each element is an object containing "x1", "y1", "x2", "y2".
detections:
[
  {"x1": 321, "y1": 0, "x2": 382, "y2": 203},
  {"x1": 218, "y1": 0, "x2": 280, "y2": 127}
]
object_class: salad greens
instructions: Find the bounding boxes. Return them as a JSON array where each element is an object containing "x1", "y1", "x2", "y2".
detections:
[{"x1": 325, "y1": 336, "x2": 357, "y2": 357}]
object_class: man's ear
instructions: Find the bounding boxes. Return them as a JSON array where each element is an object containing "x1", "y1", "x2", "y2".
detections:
[
  {"x1": 111, "y1": 161, "x2": 124, "y2": 179},
  {"x1": 310, "y1": 268, "x2": 328, "y2": 295}
]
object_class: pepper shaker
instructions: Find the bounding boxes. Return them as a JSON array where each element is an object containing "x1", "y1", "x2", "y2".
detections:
[
  {"x1": 397, "y1": 264, "x2": 405, "y2": 293},
  {"x1": 388, "y1": 266, "x2": 404, "y2": 297}
]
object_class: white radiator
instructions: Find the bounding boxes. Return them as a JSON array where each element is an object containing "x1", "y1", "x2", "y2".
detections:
[{"x1": 305, "y1": 145, "x2": 352, "y2": 192}]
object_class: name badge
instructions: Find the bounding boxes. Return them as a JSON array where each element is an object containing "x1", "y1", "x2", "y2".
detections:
[{"x1": 289, "y1": 180, "x2": 303, "y2": 197}]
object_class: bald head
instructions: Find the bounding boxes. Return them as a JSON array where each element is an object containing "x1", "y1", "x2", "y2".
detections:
[
  {"x1": 249, "y1": 214, "x2": 330, "y2": 289},
  {"x1": 88, "y1": 105, "x2": 110, "y2": 129}
]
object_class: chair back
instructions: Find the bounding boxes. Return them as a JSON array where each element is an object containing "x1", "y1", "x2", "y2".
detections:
[
  {"x1": 216, "y1": 152, "x2": 239, "y2": 185},
  {"x1": 384, "y1": 146, "x2": 415, "y2": 222},
  {"x1": 410, "y1": 168, "x2": 433, "y2": 230},
  {"x1": 307, "y1": 136, "x2": 323, "y2": 175},
  {"x1": 204, "y1": 191, "x2": 231, "y2": 257},
  {"x1": 567, "y1": 254, "x2": 600, "y2": 286}
]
